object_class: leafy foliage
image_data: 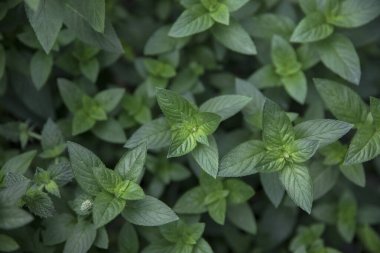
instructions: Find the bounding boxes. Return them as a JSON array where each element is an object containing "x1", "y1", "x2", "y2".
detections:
[{"x1": 0, "y1": 0, "x2": 380, "y2": 252}]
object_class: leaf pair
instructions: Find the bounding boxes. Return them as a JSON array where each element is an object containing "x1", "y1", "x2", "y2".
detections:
[{"x1": 174, "y1": 172, "x2": 255, "y2": 226}]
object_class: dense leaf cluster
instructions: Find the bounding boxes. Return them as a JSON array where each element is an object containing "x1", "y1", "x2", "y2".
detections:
[{"x1": 0, "y1": 0, "x2": 380, "y2": 252}]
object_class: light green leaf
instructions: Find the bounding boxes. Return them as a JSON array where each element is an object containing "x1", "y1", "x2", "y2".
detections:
[
  {"x1": 291, "y1": 12, "x2": 334, "y2": 43},
  {"x1": 193, "y1": 239, "x2": 214, "y2": 253},
  {"x1": 93, "y1": 191, "x2": 126, "y2": 228},
  {"x1": 271, "y1": 35, "x2": 301, "y2": 77},
  {"x1": 224, "y1": 179, "x2": 254, "y2": 204},
  {"x1": 219, "y1": 140, "x2": 266, "y2": 177},
  {"x1": 288, "y1": 139, "x2": 319, "y2": 163},
  {"x1": 64, "y1": 0, "x2": 105, "y2": 32},
  {"x1": 0, "y1": 234, "x2": 19, "y2": 252},
  {"x1": 144, "y1": 26, "x2": 188, "y2": 55},
  {"x1": 314, "y1": 78, "x2": 368, "y2": 125},
  {"x1": 248, "y1": 65, "x2": 281, "y2": 89},
  {"x1": 294, "y1": 119, "x2": 353, "y2": 147},
  {"x1": 260, "y1": 172, "x2": 285, "y2": 207},
  {"x1": 1, "y1": 150, "x2": 37, "y2": 174},
  {"x1": 79, "y1": 58, "x2": 99, "y2": 82},
  {"x1": 209, "y1": 4, "x2": 229, "y2": 25},
  {"x1": 72, "y1": 109, "x2": 96, "y2": 135},
  {"x1": 167, "y1": 128, "x2": 197, "y2": 158},
  {"x1": 340, "y1": 164, "x2": 366, "y2": 187},
  {"x1": 63, "y1": 220, "x2": 97, "y2": 253},
  {"x1": 316, "y1": 34, "x2": 361, "y2": 84},
  {"x1": 115, "y1": 180, "x2": 145, "y2": 201},
  {"x1": 200, "y1": 94, "x2": 252, "y2": 120},
  {"x1": 156, "y1": 88, "x2": 198, "y2": 125},
  {"x1": 279, "y1": 164, "x2": 313, "y2": 213},
  {"x1": 92, "y1": 119, "x2": 127, "y2": 144},
  {"x1": 358, "y1": 225, "x2": 380, "y2": 253},
  {"x1": 227, "y1": 203, "x2": 257, "y2": 235},
  {"x1": 221, "y1": 0, "x2": 249, "y2": 12},
  {"x1": 25, "y1": 0, "x2": 63, "y2": 53},
  {"x1": 282, "y1": 71, "x2": 307, "y2": 104},
  {"x1": 41, "y1": 119, "x2": 65, "y2": 153},
  {"x1": 344, "y1": 125, "x2": 380, "y2": 164},
  {"x1": 191, "y1": 136, "x2": 219, "y2": 178},
  {"x1": 174, "y1": 186, "x2": 207, "y2": 214},
  {"x1": 262, "y1": 99, "x2": 295, "y2": 148},
  {"x1": 208, "y1": 198, "x2": 226, "y2": 224},
  {"x1": 122, "y1": 196, "x2": 178, "y2": 226},
  {"x1": 0, "y1": 207, "x2": 33, "y2": 230},
  {"x1": 93, "y1": 166, "x2": 121, "y2": 193},
  {"x1": 30, "y1": 50, "x2": 53, "y2": 90},
  {"x1": 327, "y1": 0, "x2": 380, "y2": 28},
  {"x1": 67, "y1": 142, "x2": 105, "y2": 195},
  {"x1": 124, "y1": 118, "x2": 171, "y2": 150},
  {"x1": 169, "y1": 4, "x2": 214, "y2": 38},
  {"x1": 24, "y1": 189, "x2": 55, "y2": 218},
  {"x1": 337, "y1": 192, "x2": 357, "y2": 242}
]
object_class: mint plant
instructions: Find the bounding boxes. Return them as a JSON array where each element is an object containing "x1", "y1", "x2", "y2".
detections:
[{"x1": 1, "y1": 0, "x2": 380, "y2": 252}]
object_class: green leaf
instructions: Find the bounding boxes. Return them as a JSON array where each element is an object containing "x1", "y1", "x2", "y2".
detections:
[
  {"x1": 169, "y1": 4, "x2": 214, "y2": 38},
  {"x1": 247, "y1": 14, "x2": 295, "y2": 39},
  {"x1": 115, "y1": 143, "x2": 147, "y2": 182},
  {"x1": 327, "y1": 0, "x2": 380, "y2": 28},
  {"x1": 168, "y1": 128, "x2": 197, "y2": 158},
  {"x1": 209, "y1": 4, "x2": 229, "y2": 25},
  {"x1": 248, "y1": 65, "x2": 281, "y2": 89},
  {"x1": 191, "y1": 136, "x2": 219, "y2": 178},
  {"x1": 193, "y1": 239, "x2": 213, "y2": 253},
  {"x1": 206, "y1": 198, "x2": 226, "y2": 225},
  {"x1": 316, "y1": 34, "x2": 361, "y2": 84},
  {"x1": 94, "y1": 88, "x2": 125, "y2": 112},
  {"x1": 288, "y1": 139, "x2": 320, "y2": 163},
  {"x1": 58, "y1": 78, "x2": 85, "y2": 112},
  {"x1": 221, "y1": 0, "x2": 249, "y2": 12},
  {"x1": 122, "y1": 195, "x2": 178, "y2": 226},
  {"x1": 294, "y1": 119, "x2": 353, "y2": 147},
  {"x1": 144, "y1": 26, "x2": 188, "y2": 55},
  {"x1": 299, "y1": 0, "x2": 318, "y2": 14},
  {"x1": 314, "y1": 78, "x2": 368, "y2": 125},
  {"x1": 0, "y1": 234, "x2": 19, "y2": 252},
  {"x1": 260, "y1": 172, "x2": 285, "y2": 207},
  {"x1": 93, "y1": 166, "x2": 121, "y2": 193},
  {"x1": 115, "y1": 180, "x2": 145, "y2": 200},
  {"x1": 282, "y1": 71, "x2": 307, "y2": 104},
  {"x1": 224, "y1": 179, "x2": 254, "y2": 204},
  {"x1": 279, "y1": 164, "x2": 313, "y2": 213},
  {"x1": 207, "y1": 26, "x2": 246, "y2": 53},
  {"x1": 291, "y1": 12, "x2": 334, "y2": 43},
  {"x1": 156, "y1": 89, "x2": 198, "y2": 125},
  {"x1": 67, "y1": 142, "x2": 105, "y2": 195},
  {"x1": 118, "y1": 223, "x2": 139, "y2": 253},
  {"x1": 93, "y1": 191, "x2": 126, "y2": 228},
  {"x1": 262, "y1": 99, "x2": 295, "y2": 148},
  {"x1": 92, "y1": 119, "x2": 126, "y2": 144},
  {"x1": 370, "y1": 97, "x2": 380, "y2": 129},
  {"x1": 30, "y1": 50, "x2": 53, "y2": 90},
  {"x1": 1, "y1": 150, "x2": 37, "y2": 174},
  {"x1": 344, "y1": 125, "x2": 380, "y2": 164},
  {"x1": 125, "y1": 118, "x2": 171, "y2": 149},
  {"x1": 271, "y1": 35, "x2": 301, "y2": 77},
  {"x1": 219, "y1": 140, "x2": 266, "y2": 177},
  {"x1": 337, "y1": 192, "x2": 357, "y2": 242},
  {"x1": 80, "y1": 58, "x2": 99, "y2": 82},
  {"x1": 73, "y1": 109, "x2": 96, "y2": 135},
  {"x1": 174, "y1": 186, "x2": 207, "y2": 214},
  {"x1": 200, "y1": 94, "x2": 252, "y2": 120},
  {"x1": 63, "y1": 220, "x2": 97, "y2": 253},
  {"x1": 340, "y1": 164, "x2": 366, "y2": 187},
  {"x1": 0, "y1": 207, "x2": 33, "y2": 230},
  {"x1": 24, "y1": 189, "x2": 55, "y2": 218},
  {"x1": 25, "y1": 0, "x2": 63, "y2": 53},
  {"x1": 227, "y1": 203, "x2": 257, "y2": 235},
  {"x1": 41, "y1": 119, "x2": 65, "y2": 154},
  {"x1": 94, "y1": 227, "x2": 109, "y2": 249},
  {"x1": 358, "y1": 225, "x2": 380, "y2": 253},
  {"x1": 64, "y1": 0, "x2": 105, "y2": 32},
  {"x1": 42, "y1": 214, "x2": 75, "y2": 246}
]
